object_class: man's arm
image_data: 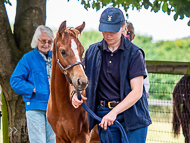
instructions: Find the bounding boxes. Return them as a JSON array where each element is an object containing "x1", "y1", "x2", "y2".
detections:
[{"x1": 99, "y1": 76, "x2": 144, "y2": 130}]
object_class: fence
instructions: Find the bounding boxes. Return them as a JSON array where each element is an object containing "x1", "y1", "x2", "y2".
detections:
[
  {"x1": 146, "y1": 60, "x2": 190, "y2": 143},
  {"x1": 1, "y1": 61, "x2": 190, "y2": 142}
]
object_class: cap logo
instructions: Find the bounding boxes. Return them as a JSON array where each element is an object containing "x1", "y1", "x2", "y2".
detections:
[{"x1": 107, "y1": 15, "x2": 112, "y2": 21}]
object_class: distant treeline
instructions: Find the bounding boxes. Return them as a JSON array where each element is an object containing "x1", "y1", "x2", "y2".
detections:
[{"x1": 79, "y1": 30, "x2": 190, "y2": 62}]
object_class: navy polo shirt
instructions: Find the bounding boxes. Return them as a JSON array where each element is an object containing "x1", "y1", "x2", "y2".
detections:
[{"x1": 97, "y1": 36, "x2": 147, "y2": 101}]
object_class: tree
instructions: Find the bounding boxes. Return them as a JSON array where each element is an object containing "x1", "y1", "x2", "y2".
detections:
[
  {"x1": 81, "y1": 0, "x2": 190, "y2": 26},
  {"x1": 0, "y1": 0, "x2": 190, "y2": 142},
  {"x1": 1, "y1": 0, "x2": 46, "y2": 142}
]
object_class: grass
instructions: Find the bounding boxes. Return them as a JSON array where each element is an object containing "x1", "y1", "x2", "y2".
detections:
[
  {"x1": 146, "y1": 121, "x2": 185, "y2": 142},
  {"x1": 146, "y1": 104, "x2": 185, "y2": 142},
  {"x1": 0, "y1": 88, "x2": 185, "y2": 143},
  {"x1": 0, "y1": 119, "x2": 185, "y2": 142}
]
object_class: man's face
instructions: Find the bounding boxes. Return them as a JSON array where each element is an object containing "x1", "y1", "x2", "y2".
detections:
[
  {"x1": 126, "y1": 25, "x2": 135, "y2": 41},
  {"x1": 37, "y1": 32, "x2": 52, "y2": 55},
  {"x1": 102, "y1": 28, "x2": 122, "y2": 46}
]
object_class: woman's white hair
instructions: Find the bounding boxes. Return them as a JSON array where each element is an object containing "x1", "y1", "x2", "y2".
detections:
[{"x1": 31, "y1": 25, "x2": 54, "y2": 48}]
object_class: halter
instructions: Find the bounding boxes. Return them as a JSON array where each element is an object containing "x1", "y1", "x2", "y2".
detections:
[{"x1": 55, "y1": 39, "x2": 84, "y2": 85}]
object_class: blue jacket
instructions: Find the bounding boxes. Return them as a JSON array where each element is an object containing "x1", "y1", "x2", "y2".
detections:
[
  {"x1": 10, "y1": 48, "x2": 52, "y2": 111},
  {"x1": 84, "y1": 38, "x2": 152, "y2": 131}
]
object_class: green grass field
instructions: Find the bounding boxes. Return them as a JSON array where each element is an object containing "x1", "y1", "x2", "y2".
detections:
[
  {"x1": 146, "y1": 121, "x2": 184, "y2": 142},
  {"x1": 0, "y1": 89, "x2": 185, "y2": 143},
  {"x1": 0, "y1": 121, "x2": 185, "y2": 142}
]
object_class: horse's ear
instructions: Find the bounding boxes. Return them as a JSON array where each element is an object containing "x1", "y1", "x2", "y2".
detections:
[
  {"x1": 58, "y1": 20, "x2": 67, "y2": 34},
  {"x1": 75, "y1": 21, "x2": 85, "y2": 34}
]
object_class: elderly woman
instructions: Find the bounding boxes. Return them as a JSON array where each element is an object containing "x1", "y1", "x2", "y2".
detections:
[{"x1": 10, "y1": 25, "x2": 56, "y2": 143}]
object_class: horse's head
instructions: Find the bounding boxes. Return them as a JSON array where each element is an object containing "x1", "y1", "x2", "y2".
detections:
[{"x1": 54, "y1": 20, "x2": 88, "y2": 91}]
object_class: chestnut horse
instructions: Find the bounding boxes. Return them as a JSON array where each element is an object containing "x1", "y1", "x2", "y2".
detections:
[
  {"x1": 172, "y1": 75, "x2": 190, "y2": 143},
  {"x1": 47, "y1": 21, "x2": 99, "y2": 143}
]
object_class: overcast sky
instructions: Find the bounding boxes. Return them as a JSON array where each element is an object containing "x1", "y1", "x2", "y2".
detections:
[{"x1": 5, "y1": 0, "x2": 190, "y2": 42}]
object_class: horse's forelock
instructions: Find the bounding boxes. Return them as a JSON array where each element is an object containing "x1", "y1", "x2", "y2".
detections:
[
  {"x1": 61, "y1": 33, "x2": 65, "y2": 40},
  {"x1": 62, "y1": 28, "x2": 80, "y2": 39},
  {"x1": 72, "y1": 29, "x2": 80, "y2": 38},
  {"x1": 56, "y1": 27, "x2": 81, "y2": 47}
]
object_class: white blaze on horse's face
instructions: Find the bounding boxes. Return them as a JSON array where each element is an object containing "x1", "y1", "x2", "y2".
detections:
[{"x1": 71, "y1": 39, "x2": 85, "y2": 73}]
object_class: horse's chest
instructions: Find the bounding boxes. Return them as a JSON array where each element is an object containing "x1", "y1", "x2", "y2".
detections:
[{"x1": 56, "y1": 117, "x2": 77, "y2": 131}]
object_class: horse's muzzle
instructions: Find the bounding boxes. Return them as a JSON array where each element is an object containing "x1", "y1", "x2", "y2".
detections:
[{"x1": 72, "y1": 77, "x2": 88, "y2": 91}]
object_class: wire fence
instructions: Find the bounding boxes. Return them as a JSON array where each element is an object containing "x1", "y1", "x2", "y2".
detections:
[
  {"x1": 146, "y1": 73, "x2": 185, "y2": 143},
  {"x1": 1, "y1": 61, "x2": 189, "y2": 142}
]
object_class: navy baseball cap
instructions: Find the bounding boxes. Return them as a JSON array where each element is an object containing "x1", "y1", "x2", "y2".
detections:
[{"x1": 99, "y1": 7, "x2": 125, "y2": 33}]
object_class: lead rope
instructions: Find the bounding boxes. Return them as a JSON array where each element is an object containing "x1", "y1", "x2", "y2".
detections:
[{"x1": 77, "y1": 91, "x2": 129, "y2": 143}]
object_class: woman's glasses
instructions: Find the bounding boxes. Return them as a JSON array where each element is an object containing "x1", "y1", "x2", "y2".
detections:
[{"x1": 38, "y1": 39, "x2": 52, "y2": 45}]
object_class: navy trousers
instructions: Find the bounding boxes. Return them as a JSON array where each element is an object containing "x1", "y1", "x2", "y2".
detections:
[{"x1": 96, "y1": 105, "x2": 148, "y2": 143}]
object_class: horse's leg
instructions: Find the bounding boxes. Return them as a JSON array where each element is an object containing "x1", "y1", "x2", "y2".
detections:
[
  {"x1": 56, "y1": 135, "x2": 68, "y2": 143},
  {"x1": 70, "y1": 134, "x2": 90, "y2": 143},
  {"x1": 56, "y1": 135, "x2": 61, "y2": 143},
  {"x1": 90, "y1": 125, "x2": 100, "y2": 143}
]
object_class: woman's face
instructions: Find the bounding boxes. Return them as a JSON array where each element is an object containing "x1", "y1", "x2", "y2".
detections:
[
  {"x1": 37, "y1": 32, "x2": 52, "y2": 55},
  {"x1": 126, "y1": 25, "x2": 135, "y2": 41}
]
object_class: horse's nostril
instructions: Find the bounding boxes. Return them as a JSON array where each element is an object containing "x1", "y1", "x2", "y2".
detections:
[
  {"x1": 78, "y1": 79, "x2": 81, "y2": 87},
  {"x1": 77, "y1": 79, "x2": 88, "y2": 89}
]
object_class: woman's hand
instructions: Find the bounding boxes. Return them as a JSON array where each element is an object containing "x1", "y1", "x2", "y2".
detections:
[
  {"x1": 99, "y1": 111, "x2": 117, "y2": 130},
  {"x1": 71, "y1": 93, "x2": 87, "y2": 108}
]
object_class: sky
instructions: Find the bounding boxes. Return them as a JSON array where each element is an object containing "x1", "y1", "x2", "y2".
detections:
[{"x1": 5, "y1": 0, "x2": 190, "y2": 42}]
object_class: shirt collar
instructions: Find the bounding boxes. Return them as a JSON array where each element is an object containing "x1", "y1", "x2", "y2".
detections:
[{"x1": 38, "y1": 50, "x2": 52, "y2": 63}]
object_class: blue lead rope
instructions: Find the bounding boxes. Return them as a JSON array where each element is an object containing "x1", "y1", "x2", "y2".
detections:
[{"x1": 77, "y1": 92, "x2": 129, "y2": 143}]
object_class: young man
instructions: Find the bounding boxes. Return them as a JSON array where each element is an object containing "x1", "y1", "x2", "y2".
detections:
[{"x1": 72, "y1": 7, "x2": 152, "y2": 143}]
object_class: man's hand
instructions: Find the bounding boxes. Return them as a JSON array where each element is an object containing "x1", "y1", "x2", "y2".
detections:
[
  {"x1": 71, "y1": 93, "x2": 87, "y2": 108},
  {"x1": 99, "y1": 111, "x2": 117, "y2": 130}
]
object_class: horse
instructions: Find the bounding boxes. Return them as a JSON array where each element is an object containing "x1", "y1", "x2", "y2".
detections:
[
  {"x1": 46, "y1": 21, "x2": 99, "y2": 143},
  {"x1": 172, "y1": 75, "x2": 190, "y2": 143}
]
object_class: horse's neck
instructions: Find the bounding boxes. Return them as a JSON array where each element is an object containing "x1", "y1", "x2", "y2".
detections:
[{"x1": 50, "y1": 63, "x2": 70, "y2": 107}]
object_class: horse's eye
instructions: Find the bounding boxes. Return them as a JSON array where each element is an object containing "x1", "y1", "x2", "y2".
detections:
[{"x1": 61, "y1": 50, "x2": 66, "y2": 55}]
